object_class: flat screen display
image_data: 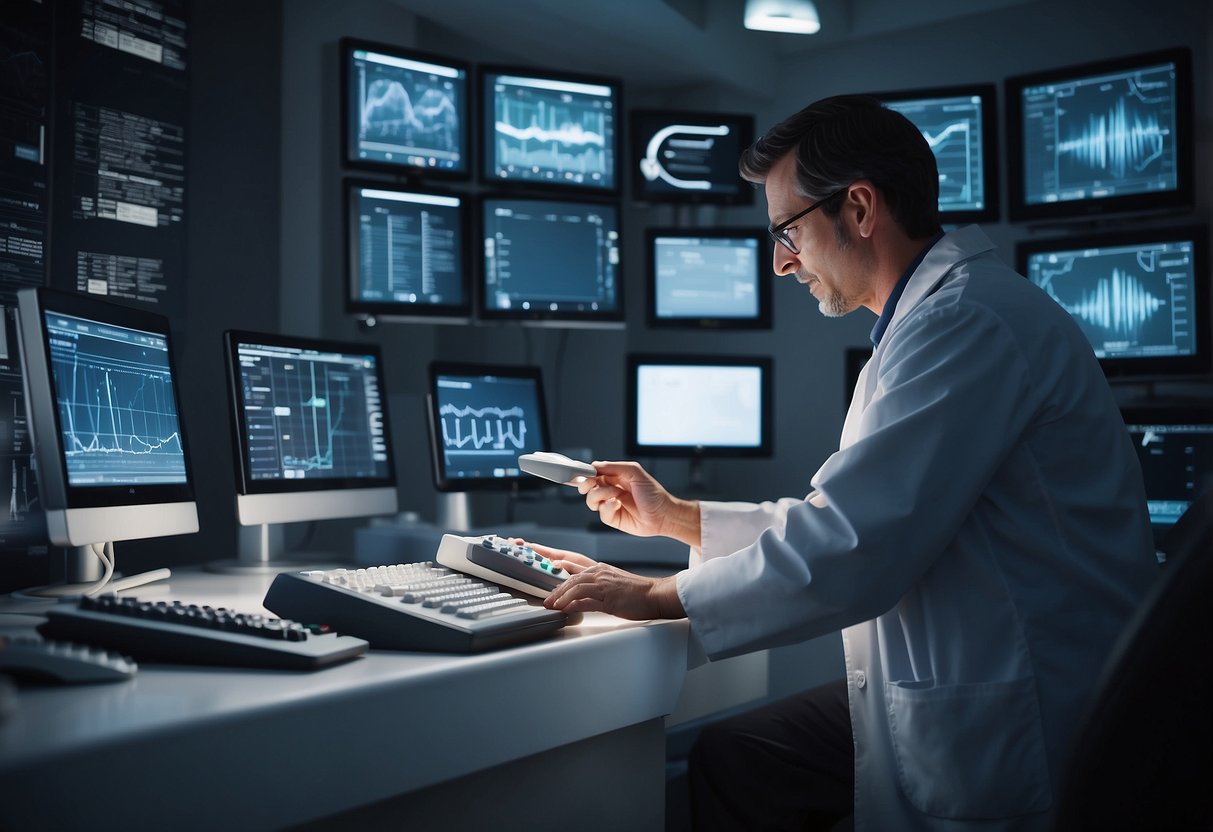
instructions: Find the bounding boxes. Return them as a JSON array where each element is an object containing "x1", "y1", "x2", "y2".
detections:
[
  {"x1": 1018, "y1": 227, "x2": 1208, "y2": 378},
  {"x1": 1122, "y1": 406, "x2": 1213, "y2": 530},
  {"x1": 630, "y1": 110, "x2": 754, "y2": 204},
  {"x1": 346, "y1": 183, "x2": 469, "y2": 321},
  {"x1": 875, "y1": 85, "x2": 997, "y2": 222},
  {"x1": 427, "y1": 363, "x2": 550, "y2": 491},
  {"x1": 343, "y1": 38, "x2": 469, "y2": 178},
  {"x1": 1007, "y1": 48, "x2": 1192, "y2": 221},
  {"x1": 480, "y1": 196, "x2": 622, "y2": 325},
  {"x1": 626, "y1": 354, "x2": 773, "y2": 458},
  {"x1": 481, "y1": 66, "x2": 619, "y2": 193},
  {"x1": 227, "y1": 334, "x2": 394, "y2": 493},
  {"x1": 647, "y1": 229, "x2": 769, "y2": 329}
]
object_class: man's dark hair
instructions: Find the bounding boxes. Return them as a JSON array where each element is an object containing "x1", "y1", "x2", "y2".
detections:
[{"x1": 740, "y1": 95, "x2": 941, "y2": 239}]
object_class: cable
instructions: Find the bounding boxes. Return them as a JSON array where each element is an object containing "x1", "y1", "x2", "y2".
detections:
[{"x1": 11, "y1": 542, "x2": 170, "y2": 600}]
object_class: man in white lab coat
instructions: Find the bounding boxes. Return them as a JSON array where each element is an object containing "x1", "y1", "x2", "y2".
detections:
[{"x1": 540, "y1": 96, "x2": 1159, "y2": 831}]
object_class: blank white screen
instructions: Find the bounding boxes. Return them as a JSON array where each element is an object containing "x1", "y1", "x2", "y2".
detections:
[{"x1": 636, "y1": 364, "x2": 762, "y2": 447}]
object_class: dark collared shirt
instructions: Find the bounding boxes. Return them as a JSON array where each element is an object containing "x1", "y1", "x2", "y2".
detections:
[{"x1": 870, "y1": 231, "x2": 945, "y2": 347}]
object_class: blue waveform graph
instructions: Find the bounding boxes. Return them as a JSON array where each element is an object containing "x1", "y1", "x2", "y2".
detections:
[
  {"x1": 1054, "y1": 266, "x2": 1165, "y2": 338},
  {"x1": 1038, "y1": 61, "x2": 1179, "y2": 200},
  {"x1": 439, "y1": 404, "x2": 529, "y2": 454},
  {"x1": 1029, "y1": 240, "x2": 1196, "y2": 360},
  {"x1": 52, "y1": 349, "x2": 187, "y2": 486},
  {"x1": 361, "y1": 80, "x2": 460, "y2": 156},
  {"x1": 491, "y1": 76, "x2": 614, "y2": 187},
  {"x1": 1057, "y1": 96, "x2": 1168, "y2": 180}
]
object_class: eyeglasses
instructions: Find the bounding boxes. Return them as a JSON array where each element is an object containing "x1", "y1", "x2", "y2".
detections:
[{"x1": 768, "y1": 186, "x2": 849, "y2": 255}]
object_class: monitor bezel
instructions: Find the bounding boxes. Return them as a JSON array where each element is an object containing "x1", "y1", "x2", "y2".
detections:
[
  {"x1": 340, "y1": 37, "x2": 472, "y2": 181},
  {"x1": 17, "y1": 287, "x2": 196, "y2": 513},
  {"x1": 478, "y1": 63, "x2": 623, "y2": 196},
  {"x1": 645, "y1": 227, "x2": 772, "y2": 330},
  {"x1": 1015, "y1": 224, "x2": 1210, "y2": 379},
  {"x1": 477, "y1": 192, "x2": 625, "y2": 327},
  {"x1": 224, "y1": 330, "x2": 399, "y2": 498},
  {"x1": 344, "y1": 179, "x2": 473, "y2": 323},
  {"x1": 426, "y1": 361, "x2": 552, "y2": 493},
  {"x1": 1005, "y1": 46, "x2": 1194, "y2": 224},
  {"x1": 625, "y1": 353, "x2": 774, "y2": 459},
  {"x1": 629, "y1": 108, "x2": 756, "y2": 206},
  {"x1": 869, "y1": 83, "x2": 999, "y2": 224}
]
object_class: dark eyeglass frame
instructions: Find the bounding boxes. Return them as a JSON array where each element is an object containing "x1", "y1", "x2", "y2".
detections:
[{"x1": 768, "y1": 186, "x2": 849, "y2": 255}]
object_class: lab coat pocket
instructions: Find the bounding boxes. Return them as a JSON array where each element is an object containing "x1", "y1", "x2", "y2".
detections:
[{"x1": 885, "y1": 676, "x2": 1052, "y2": 819}]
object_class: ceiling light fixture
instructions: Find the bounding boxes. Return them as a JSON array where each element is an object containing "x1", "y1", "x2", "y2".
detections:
[{"x1": 744, "y1": 0, "x2": 821, "y2": 34}]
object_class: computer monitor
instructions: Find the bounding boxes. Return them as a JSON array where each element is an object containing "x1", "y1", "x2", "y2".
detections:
[
  {"x1": 872, "y1": 84, "x2": 998, "y2": 223},
  {"x1": 1006, "y1": 47, "x2": 1193, "y2": 223},
  {"x1": 646, "y1": 228, "x2": 770, "y2": 329},
  {"x1": 224, "y1": 331, "x2": 398, "y2": 570},
  {"x1": 426, "y1": 362, "x2": 551, "y2": 529},
  {"x1": 630, "y1": 109, "x2": 755, "y2": 205},
  {"x1": 15, "y1": 287, "x2": 197, "y2": 595},
  {"x1": 481, "y1": 65, "x2": 620, "y2": 194},
  {"x1": 1121, "y1": 405, "x2": 1213, "y2": 543},
  {"x1": 342, "y1": 38, "x2": 469, "y2": 178},
  {"x1": 345, "y1": 182, "x2": 470, "y2": 323},
  {"x1": 479, "y1": 195, "x2": 623, "y2": 326},
  {"x1": 1017, "y1": 226, "x2": 1209, "y2": 379},
  {"x1": 626, "y1": 354, "x2": 773, "y2": 461}
]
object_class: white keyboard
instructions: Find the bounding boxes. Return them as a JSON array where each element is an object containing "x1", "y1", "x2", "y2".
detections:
[{"x1": 263, "y1": 561, "x2": 567, "y2": 653}]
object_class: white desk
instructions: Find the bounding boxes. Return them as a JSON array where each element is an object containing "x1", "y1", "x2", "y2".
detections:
[{"x1": 0, "y1": 568, "x2": 764, "y2": 831}]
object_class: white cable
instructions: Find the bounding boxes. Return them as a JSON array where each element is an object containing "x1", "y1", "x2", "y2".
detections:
[{"x1": 12, "y1": 541, "x2": 168, "y2": 599}]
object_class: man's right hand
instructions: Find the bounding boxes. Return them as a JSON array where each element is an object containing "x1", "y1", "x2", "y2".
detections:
[{"x1": 578, "y1": 460, "x2": 701, "y2": 547}]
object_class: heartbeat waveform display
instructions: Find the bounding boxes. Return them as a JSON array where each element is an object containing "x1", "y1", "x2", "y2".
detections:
[
  {"x1": 1050, "y1": 267, "x2": 1164, "y2": 337},
  {"x1": 1028, "y1": 239, "x2": 1196, "y2": 359},
  {"x1": 438, "y1": 403, "x2": 528, "y2": 452},
  {"x1": 1024, "y1": 61, "x2": 1179, "y2": 203},
  {"x1": 491, "y1": 79, "x2": 614, "y2": 187},
  {"x1": 52, "y1": 348, "x2": 186, "y2": 485},
  {"x1": 361, "y1": 81, "x2": 459, "y2": 152},
  {"x1": 1057, "y1": 96, "x2": 1167, "y2": 179}
]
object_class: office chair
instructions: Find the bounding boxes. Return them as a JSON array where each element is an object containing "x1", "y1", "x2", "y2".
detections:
[{"x1": 1051, "y1": 488, "x2": 1213, "y2": 831}]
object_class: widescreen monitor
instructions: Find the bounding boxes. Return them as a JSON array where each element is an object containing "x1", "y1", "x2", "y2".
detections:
[
  {"x1": 626, "y1": 354, "x2": 773, "y2": 458},
  {"x1": 480, "y1": 195, "x2": 623, "y2": 326},
  {"x1": 1121, "y1": 406, "x2": 1213, "y2": 536},
  {"x1": 630, "y1": 109, "x2": 754, "y2": 205},
  {"x1": 225, "y1": 331, "x2": 397, "y2": 528},
  {"x1": 1006, "y1": 47, "x2": 1193, "y2": 222},
  {"x1": 1018, "y1": 227, "x2": 1209, "y2": 378},
  {"x1": 481, "y1": 65, "x2": 620, "y2": 193},
  {"x1": 16, "y1": 287, "x2": 197, "y2": 592},
  {"x1": 346, "y1": 183, "x2": 470, "y2": 322},
  {"x1": 342, "y1": 38, "x2": 469, "y2": 178},
  {"x1": 646, "y1": 228, "x2": 770, "y2": 329},
  {"x1": 874, "y1": 85, "x2": 998, "y2": 223},
  {"x1": 426, "y1": 362, "x2": 551, "y2": 492}
]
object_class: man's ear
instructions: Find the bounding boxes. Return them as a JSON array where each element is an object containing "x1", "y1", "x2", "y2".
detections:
[{"x1": 847, "y1": 180, "x2": 878, "y2": 239}]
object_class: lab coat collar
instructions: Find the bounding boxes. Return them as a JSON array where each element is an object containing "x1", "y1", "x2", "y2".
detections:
[{"x1": 880, "y1": 224, "x2": 998, "y2": 344}]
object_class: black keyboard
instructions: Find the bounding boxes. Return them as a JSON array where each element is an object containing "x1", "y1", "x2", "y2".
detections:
[
  {"x1": 264, "y1": 562, "x2": 567, "y2": 653},
  {"x1": 38, "y1": 596, "x2": 369, "y2": 671}
]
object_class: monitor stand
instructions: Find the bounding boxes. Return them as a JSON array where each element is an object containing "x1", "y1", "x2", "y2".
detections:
[
  {"x1": 436, "y1": 492, "x2": 472, "y2": 532},
  {"x1": 205, "y1": 524, "x2": 337, "y2": 574}
]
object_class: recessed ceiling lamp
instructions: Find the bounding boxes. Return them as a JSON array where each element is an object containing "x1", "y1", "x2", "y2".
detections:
[{"x1": 744, "y1": 0, "x2": 821, "y2": 34}]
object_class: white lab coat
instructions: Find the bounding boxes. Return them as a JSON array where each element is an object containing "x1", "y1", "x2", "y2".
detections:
[{"x1": 676, "y1": 225, "x2": 1159, "y2": 831}]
